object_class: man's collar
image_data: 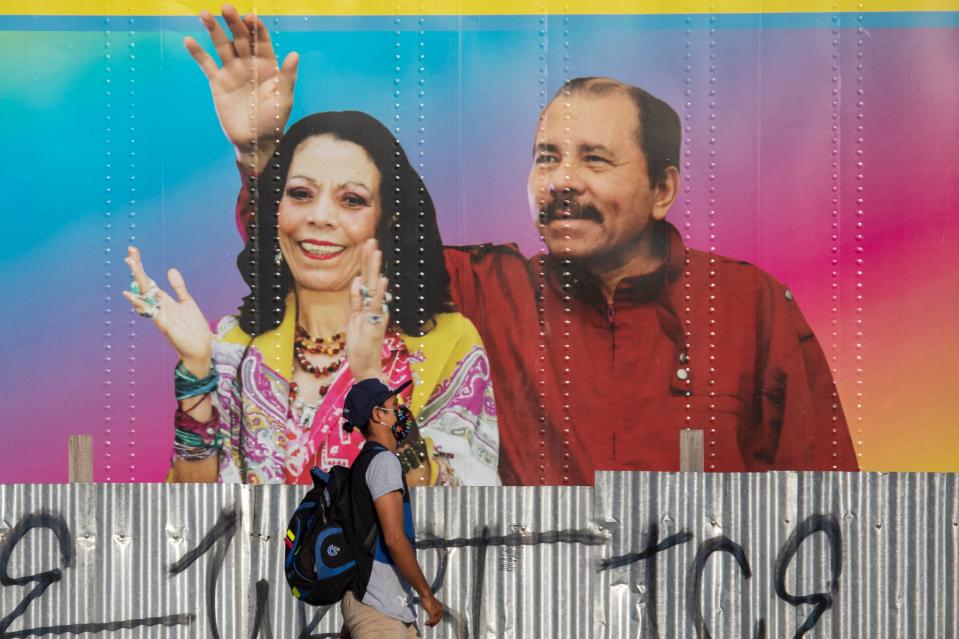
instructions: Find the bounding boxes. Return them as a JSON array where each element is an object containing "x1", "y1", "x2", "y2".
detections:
[{"x1": 541, "y1": 220, "x2": 685, "y2": 305}]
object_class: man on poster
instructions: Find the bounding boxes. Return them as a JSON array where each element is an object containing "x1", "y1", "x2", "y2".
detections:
[{"x1": 187, "y1": 6, "x2": 858, "y2": 484}]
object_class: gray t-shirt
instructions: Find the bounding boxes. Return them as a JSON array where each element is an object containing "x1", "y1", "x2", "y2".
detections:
[{"x1": 362, "y1": 452, "x2": 416, "y2": 623}]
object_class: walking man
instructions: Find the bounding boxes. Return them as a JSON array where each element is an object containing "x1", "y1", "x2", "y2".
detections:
[{"x1": 340, "y1": 379, "x2": 444, "y2": 637}]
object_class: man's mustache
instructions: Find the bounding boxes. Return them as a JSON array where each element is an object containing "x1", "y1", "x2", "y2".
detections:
[{"x1": 539, "y1": 197, "x2": 604, "y2": 224}]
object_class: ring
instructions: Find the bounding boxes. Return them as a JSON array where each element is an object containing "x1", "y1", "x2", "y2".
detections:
[
  {"x1": 131, "y1": 280, "x2": 159, "y2": 307},
  {"x1": 138, "y1": 304, "x2": 160, "y2": 320},
  {"x1": 366, "y1": 314, "x2": 383, "y2": 325},
  {"x1": 359, "y1": 285, "x2": 372, "y2": 299},
  {"x1": 136, "y1": 293, "x2": 159, "y2": 308}
]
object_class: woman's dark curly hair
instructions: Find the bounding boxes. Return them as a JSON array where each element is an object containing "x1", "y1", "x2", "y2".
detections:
[{"x1": 236, "y1": 111, "x2": 452, "y2": 337}]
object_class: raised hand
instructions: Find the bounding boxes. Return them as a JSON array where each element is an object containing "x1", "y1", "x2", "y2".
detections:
[
  {"x1": 122, "y1": 247, "x2": 213, "y2": 377},
  {"x1": 183, "y1": 4, "x2": 298, "y2": 173},
  {"x1": 346, "y1": 239, "x2": 390, "y2": 381}
]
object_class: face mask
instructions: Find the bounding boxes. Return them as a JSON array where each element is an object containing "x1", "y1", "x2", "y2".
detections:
[{"x1": 380, "y1": 404, "x2": 416, "y2": 443}]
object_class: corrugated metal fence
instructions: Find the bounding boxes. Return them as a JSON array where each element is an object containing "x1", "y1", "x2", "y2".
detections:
[{"x1": 0, "y1": 473, "x2": 956, "y2": 637}]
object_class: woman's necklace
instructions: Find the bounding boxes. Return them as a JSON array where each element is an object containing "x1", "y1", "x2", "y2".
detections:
[
  {"x1": 288, "y1": 326, "x2": 348, "y2": 425},
  {"x1": 295, "y1": 325, "x2": 346, "y2": 355},
  {"x1": 294, "y1": 342, "x2": 345, "y2": 379}
]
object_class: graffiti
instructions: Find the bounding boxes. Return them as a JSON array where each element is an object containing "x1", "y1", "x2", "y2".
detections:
[
  {"x1": 686, "y1": 535, "x2": 759, "y2": 639},
  {"x1": 598, "y1": 515, "x2": 842, "y2": 639},
  {"x1": 774, "y1": 515, "x2": 842, "y2": 638},
  {"x1": 0, "y1": 498, "x2": 845, "y2": 638},
  {"x1": 0, "y1": 513, "x2": 193, "y2": 638},
  {"x1": 413, "y1": 527, "x2": 609, "y2": 638},
  {"x1": 168, "y1": 508, "x2": 237, "y2": 639}
]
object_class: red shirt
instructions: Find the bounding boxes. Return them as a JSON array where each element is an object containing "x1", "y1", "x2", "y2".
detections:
[{"x1": 444, "y1": 222, "x2": 859, "y2": 484}]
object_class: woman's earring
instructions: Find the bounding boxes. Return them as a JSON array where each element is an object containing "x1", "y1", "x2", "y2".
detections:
[{"x1": 274, "y1": 250, "x2": 284, "y2": 267}]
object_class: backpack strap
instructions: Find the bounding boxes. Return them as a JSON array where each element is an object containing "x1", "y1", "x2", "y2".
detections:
[
  {"x1": 346, "y1": 441, "x2": 389, "y2": 599},
  {"x1": 310, "y1": 467, "x2": 330, "y2": 491},
  {"x1": 351, "y1": 441, "x2": 387, "y2": 551}
]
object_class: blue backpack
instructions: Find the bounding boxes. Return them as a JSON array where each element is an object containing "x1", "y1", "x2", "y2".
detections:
[{"x1": 284, "y1": 445, "x2": 381, "y2": 605}]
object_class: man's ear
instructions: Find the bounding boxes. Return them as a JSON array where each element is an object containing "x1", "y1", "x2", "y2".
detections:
[{"x1": 651, "y1": 165, "x2": 680, "y2": 222}]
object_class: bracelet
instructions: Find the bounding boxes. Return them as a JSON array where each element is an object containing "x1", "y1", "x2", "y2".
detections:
[
  {"x1": 174, "y1": 361, "x2": 219, "y2": 401},
  {"x1": 172, "y1": 406, "x2": 223, "y2": 461},
  {"x1": 174, "y1": 426, "x2": 223, "y2": 448},
  {"x1": 396, "y1": 437, "x2": 429, "y2": 474},
  {"x1": 173, "y1": 428, "x2": 222, "y2": 461}
]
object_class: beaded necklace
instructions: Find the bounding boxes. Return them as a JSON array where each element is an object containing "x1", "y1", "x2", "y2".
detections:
[
  {"x1": 295, "y1": 325, "x2": 345, "y2": 355},
  {"x1": 288, "y1": 326, "x2": 348, "y2": 425},
  {"x1": 294, "y1": 342, "x2": 345, "y2": 378}
]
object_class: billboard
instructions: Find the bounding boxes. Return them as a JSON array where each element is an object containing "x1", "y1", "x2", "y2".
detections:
[{"x1": 0, "y1": 1, "x2": 957, "y2": 483}]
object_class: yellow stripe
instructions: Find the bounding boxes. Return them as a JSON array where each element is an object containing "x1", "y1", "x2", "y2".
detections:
[
  {"x1": 287, "y1": 529, "x2": 295, "y2": 541},
  {"x1": 1, "y1": 0, "x2": 954, "y2": 16}
]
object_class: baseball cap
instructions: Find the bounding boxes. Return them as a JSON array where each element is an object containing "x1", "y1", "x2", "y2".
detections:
[{"x1": 342, "y1": 378, "x2": 413, "y2": 432}]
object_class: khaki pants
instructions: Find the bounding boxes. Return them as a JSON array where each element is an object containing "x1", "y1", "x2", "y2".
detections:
[{"x1": 341, "y1": 591, "x2": 421, "y2": 639}]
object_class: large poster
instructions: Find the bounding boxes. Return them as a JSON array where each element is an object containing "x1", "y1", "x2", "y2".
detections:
[{"x1": 0, "y1": 1, "x2": 956, "y2": 483}]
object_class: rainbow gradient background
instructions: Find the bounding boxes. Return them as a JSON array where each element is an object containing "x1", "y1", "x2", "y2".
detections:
[{"x1": 0, "y1": 2, "x2": 956, "y2": 482}]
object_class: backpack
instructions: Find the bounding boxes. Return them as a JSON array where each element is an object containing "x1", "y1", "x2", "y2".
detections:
[{"x1": 284, "y1": 444, "x2": 382, "y2": 605}]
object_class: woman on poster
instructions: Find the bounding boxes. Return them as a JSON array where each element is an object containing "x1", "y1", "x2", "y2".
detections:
[{"x1": 124, "y1": 111, "x2": 499, "y2": 487}]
